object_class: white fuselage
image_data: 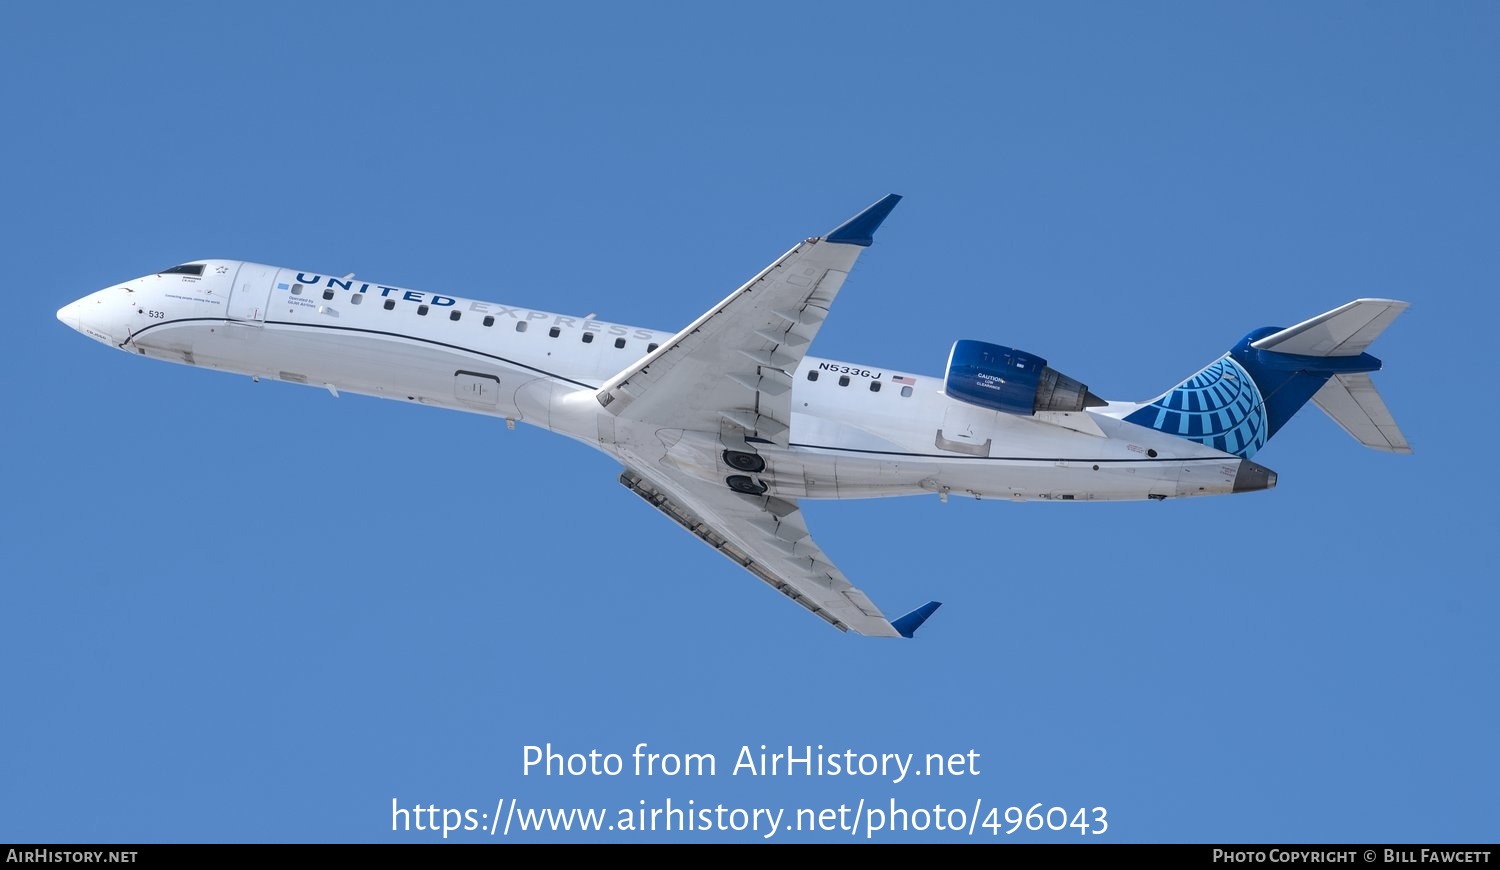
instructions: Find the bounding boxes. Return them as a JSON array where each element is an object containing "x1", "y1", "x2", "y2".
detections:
[{"x1": 58, "y1": 260, "x2": 1263, "y2": 504}]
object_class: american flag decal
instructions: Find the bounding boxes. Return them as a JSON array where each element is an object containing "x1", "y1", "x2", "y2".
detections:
[{"x1": 892, "y1": 375, "x2": 916, "y2": 385}]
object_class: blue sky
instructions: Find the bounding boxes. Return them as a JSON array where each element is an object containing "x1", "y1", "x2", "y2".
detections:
[{"x1": 4, "y1": 2, "x2": 1496, "y2": 844}]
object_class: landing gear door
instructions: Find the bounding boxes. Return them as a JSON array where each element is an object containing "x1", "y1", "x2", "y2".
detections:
[{"x1": 227, "y1": 262, "x2": 276, "y2": 323}]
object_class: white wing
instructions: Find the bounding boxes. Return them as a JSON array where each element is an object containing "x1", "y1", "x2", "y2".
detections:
[
  {"x1": 601, "y1": 196, "x2": 939, "y2": 637},
  {"x1": 596, "y1": 195, "x2": 902, "y2": 446},
  {"x1": 619, "y1": 466, "x2": 936, "y2": 637}
]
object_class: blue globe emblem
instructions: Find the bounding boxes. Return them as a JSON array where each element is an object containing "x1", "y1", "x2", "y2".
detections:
[{"x1": 1143, "y1": 356, "x2": 1268, "y2": 458}]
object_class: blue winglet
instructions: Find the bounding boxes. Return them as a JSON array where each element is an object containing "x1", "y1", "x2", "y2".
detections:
[
  {"x1": 891, "y1": 600, "x2": 942, "y2": 638},
  {"x1": 825, "y1": 194, "x2": 903, "y2": 247}
]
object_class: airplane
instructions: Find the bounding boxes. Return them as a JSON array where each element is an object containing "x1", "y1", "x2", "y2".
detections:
[{"x1": 55, "y1": 195, "x2": 1411, "y2": 638}]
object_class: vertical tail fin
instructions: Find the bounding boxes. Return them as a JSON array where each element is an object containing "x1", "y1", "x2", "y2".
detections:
[{"x1": 1125, "y1": 299, "x2": 1410, "y2": 458}]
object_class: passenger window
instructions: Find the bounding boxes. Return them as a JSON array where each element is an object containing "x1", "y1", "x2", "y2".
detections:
[
  {"x1": 548, "y1": 326, "x2": 561, "y2": 338},
  {"x1": 838, "y1": 375, "x2": 850, "y2": 387},
  {"x1": 383, "y1": 299, "x2": 395, "y2": 310},
  {"x1": 900, "y1": 385, "x2": 913, "y2": 397},
  {"x1": 449, "y1": 310, "x2": 461, "y2": 321},
  {"x1": 807, "y1": 371, "x2": 818, "y2": 381},
  {"x1": 870, "y1": 381, "x2": 881, "y2": 392},
  {"x1": 614, "y1": 337, "x2": 626, "y2": 349},
  {"x1": 322, "y1": 288, "x2": 334, "y2": 301},
  {"x1": 483, "y1": 315, "x2": 495, "y2": 327},
  {"x1": 515, "y1": 321, "x2": 527, "y2": 333},
  {"x1": 647, "y1": 342, "x2": 659, "y2": 352},
  {"x1": 290, "y1": 284, "x2": 303, "y2": 296},
  {"x1": 351, "y1": 294, "x2": 363, "y2": 305},
  {"x1": 582, "y1": 332, "x2": 594, "y2": 343},
  {"x1": 417, "y1": 304, "x2": 429, "y2": 316}
]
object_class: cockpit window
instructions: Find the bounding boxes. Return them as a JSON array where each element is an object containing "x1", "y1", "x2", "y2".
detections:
[{"x1": 160, "y1": 264, "x2": 206, "y2": 276}]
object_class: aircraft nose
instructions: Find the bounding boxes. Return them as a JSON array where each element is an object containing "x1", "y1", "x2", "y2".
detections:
[
  {"x1": 56, "y1": 300, "x2": 80, "y2": 332},
  {"x1": 57, "y1": 290, "x2": 120, "y2": 346}
]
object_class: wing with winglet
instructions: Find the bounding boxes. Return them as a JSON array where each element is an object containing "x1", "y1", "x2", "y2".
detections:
[
  {"x1": 619, "y1": 465, "x2": 940, "y2": 637},
  {"x1": 599, "y1": 196, "x2": 940, "y2": 637},
  {"x1": 595, "y1": 194, "x2": 902, "y2": 446}
]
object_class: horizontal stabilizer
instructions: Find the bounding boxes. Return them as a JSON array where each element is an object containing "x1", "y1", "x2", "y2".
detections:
[
  {"x1": 1127, "y1": 297, "x2": 1411, "y2": 459},
  {"x1": 1251, "y1": 298, "x2": 1409, "y2": 357},
  {"x1": 1311, "y1": 373, "x2": 1413, "y2": 454}
]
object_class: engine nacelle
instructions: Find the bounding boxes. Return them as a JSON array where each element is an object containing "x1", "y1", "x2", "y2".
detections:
[{"x1": 944, "y1": 340, "x2": 1102, "y2": 416}]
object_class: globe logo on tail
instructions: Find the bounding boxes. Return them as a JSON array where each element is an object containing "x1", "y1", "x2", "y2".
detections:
[{"x1": 1134, "y1": 355, "x2": 1268, "y2": 458}]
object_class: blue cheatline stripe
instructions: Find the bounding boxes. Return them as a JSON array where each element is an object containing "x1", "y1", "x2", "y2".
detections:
[{"x1": 125, "y1": 317, "x2": 597, "y2": 389}]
